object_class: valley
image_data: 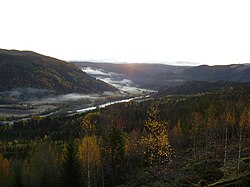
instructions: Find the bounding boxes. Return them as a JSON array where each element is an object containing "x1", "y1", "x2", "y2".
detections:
[
  {"x1": 74, "y1": 61, "x2": 250, "y2": 90},
  {"x1": 1, "y1": 82, "x2": 249, "y2": 186},
  {"x1": 2, "y1": 1, "x2": 250, "y2": 186},
  {"x1": 0, "y1": 49, "x2": 155, "y2": 123},
  {"x1": 0, "y1": 49, "x2": 250, "y2": 187}
]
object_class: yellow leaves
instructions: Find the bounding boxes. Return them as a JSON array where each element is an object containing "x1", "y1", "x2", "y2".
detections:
[
  {"x1": 23, "y1": 159, "x2": 30, "y2": 177},
  {"x1": 81, "y1": 113, "x2": 98, "y2": 136},
  {"x1": 225, "y1": 108, "x2": 235, "y2": 126},
  {"x1": 247, "y1": 107, "x2": 250, "y2": 126},
  {"x1": 141, "y1": 105, "x2": 173, "y2": 165},
  {"x1": 78, "y1": 136, "x2": 101, "y2": 169},
  {"x1": 0, "y1": 153, "x2": 9, "y2": 179},
  {"x1": 191, "y1": 112, "x2": 203, "y2": 132},
  {"x1": 61, "y1": 143, "x2": 68, "y2": 161},
  {"x1": 173, "y1": 119, "x2": 182, "y2": 141},
  {"x1": 239, "y1": 107, "x2": 250, "y2": 127}
]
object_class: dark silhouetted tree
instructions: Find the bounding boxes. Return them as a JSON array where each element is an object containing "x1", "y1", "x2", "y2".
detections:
[{"x1": 60, "y1": 141, "x2": 82, "y2": 187}]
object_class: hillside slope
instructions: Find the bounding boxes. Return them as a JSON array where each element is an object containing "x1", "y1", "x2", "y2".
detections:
[
  {"x1": 0, "y1": 49, "x2": 117, "y2": 94},
  {"x1": 182, "y1": 64, "x2": 250, "y2": 81},
  {"x1": 74, "y1": 62, "x2": 250, "y2": 90},
  {"x1": 73, "y1": 61, "x2": 189, "y2": 89},
  {"x1": 155, "y1": 81, "x2": 250, "y2": 97}
]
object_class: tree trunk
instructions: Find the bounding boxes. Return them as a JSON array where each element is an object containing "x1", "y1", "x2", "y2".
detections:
[
  {"x1": 94, "y1": 169, "x2": 96, "y2": 187},
  {"x1": 88, "y1": 163, "x2": 90, "y2": 187},
  {"x1": 111, "y1": 152, "x2": 115, "y2": 187},
  {"x1": 224, "y1": 124, "x2": 228, "y2": 177},
  {"x1": 237, "y1": 125, "x2": 243, "y2": 172},
  {"x1": 193, "y1": 136, "x2": 196, "y2": 159},
  {"x1": 102, "y1": 163, "x2": 105, "y2": 187},
  {"x1": 203, "y1": 132, "x2": 208, "y2": 178}
]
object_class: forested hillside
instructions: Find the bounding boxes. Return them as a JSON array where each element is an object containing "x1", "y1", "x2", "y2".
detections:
[
  {"x1": 0, "y1": 49, "x2": 117, "y2": 94},
  {"x1": 155, "y1": 81, "x2": 250, "y2": 97},
  {"x1": 74, "y1": 61, "x2": 189, "y2": 89},
  {"x1": 75, "y1": 62, "x2": 250, "y2": 90},
  {"x1": 0, "y1": 83, "x2": 249, "y2": 186}
]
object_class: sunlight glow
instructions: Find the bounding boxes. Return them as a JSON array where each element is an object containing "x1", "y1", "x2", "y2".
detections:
[{"x1": 1, "y1": 0, "x2": 250, "y2": 65}]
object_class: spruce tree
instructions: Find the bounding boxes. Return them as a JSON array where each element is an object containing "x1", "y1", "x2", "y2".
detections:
[
  {"x1": 12, "y1": 166, "x2": 22, "y2": 187},
  {"x1": 60, "y1": 141, "x2": 82, "y2": 187}
]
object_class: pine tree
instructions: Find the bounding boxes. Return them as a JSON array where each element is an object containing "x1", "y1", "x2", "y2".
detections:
[
  {"x1": 191, "y1": 112, "x2": 203, "y2": 159},
  {"x1": 27, "y1": 141, "x2": 61, "y2": 187},
  {"x1": 102, "y1": 126, "x2": 125, "y2": 187},
  {"x1": 237, "y1": 106, "x2": 250, "y2": 172},
  {"x1": 171, "y1": 118, "x2": 183, "y2": 148},
  {"x1": 60, "y1": 141, "x2": 82, "y2": 187},
  {"x1": 12, "y1": 166, "x2": 22, "y2": 187},
  {"x1": 224, "y1": 107, "x2": 235, "y2": 177},
  {"x1": 109, "y1": 127, "x2": 125, "y2": 186}
]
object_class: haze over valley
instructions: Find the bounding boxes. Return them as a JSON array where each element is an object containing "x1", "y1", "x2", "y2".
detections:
[
  {"x1": 0, "y1": 47, "x2": 250, "y2": 186},
  {"x1": 1, "y1": 48, "x2": 249, "y2": 124},
  {"x1": 1, "y1": 1, "x2": 250, "y2": 185},
  {"x1": 75, "y1": 61, "x2": 250, "y2": 90}
]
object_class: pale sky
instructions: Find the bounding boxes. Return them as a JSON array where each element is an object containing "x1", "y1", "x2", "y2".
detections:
[{"x1": 1, "y1": 0, "x2": 250, "y2": 66}]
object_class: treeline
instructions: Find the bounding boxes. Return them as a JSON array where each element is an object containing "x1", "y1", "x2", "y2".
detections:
[
  {"x1": 0, "y1": 106, "x2": 174, "y2": 187},
  {"x1": 0, "y1": 86, "x2": 250, "y2": 186}
]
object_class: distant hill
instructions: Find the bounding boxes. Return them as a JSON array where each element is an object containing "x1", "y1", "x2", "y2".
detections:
[
  {"x1": 154, "y1": 81, "x2": 250, "y2": 97},
  {"x1": 74, "y1": 62, "x2": 250, "y2": 90},
  {"x1": 73, "y1": 62, "x2": 189, "y2": 89},
  {"x1": 0, "y1": 49, "x2": 117, "y2": 94},
  {"x1": 182, "y1": 64, "x2": 250, "y2": 81}
]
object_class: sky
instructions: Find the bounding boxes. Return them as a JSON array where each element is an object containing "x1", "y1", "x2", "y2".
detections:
[{"x1": 1, "y1": 0, "x2": 250, "y2": 66}]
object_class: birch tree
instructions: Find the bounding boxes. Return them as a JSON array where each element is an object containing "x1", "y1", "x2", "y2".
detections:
[
  {"x1": 141, "y1": 105, "x2": 173, "y2": 166},
  {"x1": 78, "y1": 136, "x2": 101, "y2": 187},
  {"x1": 224, "y1": 107, "x2": 235, "y2": 177}
]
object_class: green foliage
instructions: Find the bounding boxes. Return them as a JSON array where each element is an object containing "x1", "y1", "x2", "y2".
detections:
[
  {"x1": 197, "y1": 179, "x2": 208, "y2": 187},
  {"x1": 26, "y1": 141, "x2": 61, "y2": 187},
  {"x1": 0, "y1": 83, "x2": 249, "y2": 186},
  {"x1": 174, "y1": 175, "x2": 199, "y2": 187},
  {"x1": 101, "y1": 126, "x2": 125, "y2": 186},
  {"x1": 11, "y1": 165, "x2": 23, "y2": 187},
  {"x1": 60, "y1": 141, "x2": 82, "y2": 187},
  {"x1": 108, "y1": 127, "x2": 125, "y2": 169},
  {"x1": 193, "y1": 160, "x2": 224, "y2": 183}
]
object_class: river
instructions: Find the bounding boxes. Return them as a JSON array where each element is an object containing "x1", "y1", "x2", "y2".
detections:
[
  {"x1": 3, "y1": 95, "x2": 151, "y2": 124},
  {"x1": 75, "y1": 95, "x2": 148, "y2": 113}
]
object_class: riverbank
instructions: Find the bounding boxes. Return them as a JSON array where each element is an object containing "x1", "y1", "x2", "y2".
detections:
[{"x1": 1, "y1": 94, "x2": 153, "y2": 125}]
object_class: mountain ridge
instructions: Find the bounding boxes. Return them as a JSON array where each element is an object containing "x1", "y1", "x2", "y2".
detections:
[
  {"x1": 74, "y1": 61, "x2": 250, "y2": 90},
  {"x1": 0, "y1": 49, "x2": 117, "y2": 94}
]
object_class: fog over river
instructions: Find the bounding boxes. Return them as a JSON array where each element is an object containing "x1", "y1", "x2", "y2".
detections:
[
  {"x1": 0, "y1": 67, "x2": 155, "y2": 123},
  {"x1": 82, "y1": 67, "x2": 154, "y2": 94}
]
